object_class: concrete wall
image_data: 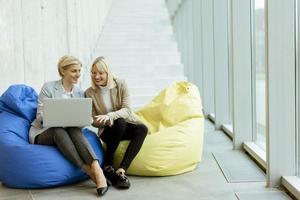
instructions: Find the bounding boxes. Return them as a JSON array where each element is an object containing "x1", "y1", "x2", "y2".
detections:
[{"x1": 0, "y1": 0, "x2": 113, "y2": 94}]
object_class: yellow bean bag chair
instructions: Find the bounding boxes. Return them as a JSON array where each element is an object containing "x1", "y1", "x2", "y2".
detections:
[{"x1": 113, "y1": 81, "x2": 204, "y2": 176}]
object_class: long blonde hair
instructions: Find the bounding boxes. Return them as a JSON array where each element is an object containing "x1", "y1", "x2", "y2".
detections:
[
  {"x1": 91, "y1": 56, "x2": 115, "y2": 89},
  {"x1": 57, "y1": 55, "x2": 82, "y2": 77}
]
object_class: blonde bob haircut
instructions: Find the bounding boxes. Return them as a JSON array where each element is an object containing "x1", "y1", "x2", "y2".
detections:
[
  {"x1": 91, "y1": 56, "x2": 115, "y2": 89},
  {"x1": 57, "y1": 55, "x2": 82, "y2": 77}
]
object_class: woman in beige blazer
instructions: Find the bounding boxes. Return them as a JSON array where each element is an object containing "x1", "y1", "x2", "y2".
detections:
[
  {"x1": 85, "y1": 57, "x2": 148, "y2": 189},
  {"x1": 30, "y1": 55, "x2": 109, "y2": 196}
]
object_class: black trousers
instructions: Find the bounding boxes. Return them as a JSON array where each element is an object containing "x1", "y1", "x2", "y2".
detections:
[
  {"x1": 35, "y1": 127, "x2": 98, "y2": 168},
  {"x1": 100, "y1": 118, "x2": 148, "y2": 171}
]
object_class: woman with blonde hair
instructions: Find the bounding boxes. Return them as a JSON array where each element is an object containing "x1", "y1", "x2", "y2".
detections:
[
  {"x1": 29, "y1": 55, "x2": 109, "y2": 196},
  {"x1": 85, "y1": 56, "x2": 148, "y2": 189}
]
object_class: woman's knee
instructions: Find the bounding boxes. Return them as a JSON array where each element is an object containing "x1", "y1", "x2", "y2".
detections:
[
  {"x1": 66, "y1": 127, "x2": 82, "y2": 136},
  {"x1": 112, "y1": 118, "x2": 127, "y2": 135},
  {"x1": 52, "y1": 128, "x2": 69, "y2": 142},
  {"x1": 113, "y1": 118, "x2": 126, "y2": 128},
  {"x1": 139, "y1": 124, "x2": 148, "y2": 133},
  {"x1": 136, "y1": 124, "x2": 148, "y2": 138}
]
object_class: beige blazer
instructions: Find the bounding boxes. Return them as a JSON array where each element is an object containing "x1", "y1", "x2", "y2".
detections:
[{"x1": 84, "y1": 78, "x2": 141, "y2": 136}]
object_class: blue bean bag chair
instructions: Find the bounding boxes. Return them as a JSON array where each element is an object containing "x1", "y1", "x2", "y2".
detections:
[{"x1": 0, "y1": 84, "x2": 104, "y2": 189}]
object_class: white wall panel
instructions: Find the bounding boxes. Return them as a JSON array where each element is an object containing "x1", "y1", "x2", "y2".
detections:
[
  {"x1": 76, "y1": 0, "x2": 89, "y2": 63},
  {"x1": 56, "y1": 0, "x2": 69, "y2": 57},
  {"x1": 13, "y1": 0, "x2": 25, "y2": 86},
  {"x1": 21, "y1": 0, "x2": 44, "y2": 92},
  {"x1": 0, "y1": 0, "x2": 113, "y2": 94},
  {"x1": 41, "y1": 0, "x2": 62, "y2": 82},
  {"x1": 66, "y1": 0, "x2": 79, "y2": 56},
  {"x1": 0, "y1": 1, "x2": 22, "y2": 89}
]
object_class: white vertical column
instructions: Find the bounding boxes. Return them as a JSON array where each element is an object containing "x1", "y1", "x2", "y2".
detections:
[
  {"x1": 178, "y1": 2, "x2": 183, "y2": 58},
  {"x1": 266, "y1": 0, "x2": 296, "y2": 187},
  {"x1": 173, "y1": 8, "x2": 178, "y2": 43},
  {"x1": 186, "y1": 0, "x2": 194, "y2": 84},
  {"x1": 213, "y1": 0, "x2": 230, "y2": 129},
  {"x1": 201, "y1": 0, "x2": 215, "y2": 115},
  {"x1": 227, "y1": 0, "x2": 233, "y2": 124},
  {"x1": 182, "y1": 0, "x2": 188, "y2": 73},
  {"x1": 192, "y1": 0, "x2": 203, "y2": 95},
  {"x1": 231, "y1": 0, "x2": 253, "y2": 148}
]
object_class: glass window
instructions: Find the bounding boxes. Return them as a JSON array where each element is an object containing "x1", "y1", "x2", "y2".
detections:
[
  {"x1": 228, "y1": 0, "x2": 233, "y2": 125},
  {"x1": 253, "y1": 0, "x2": 266, "y2": 149},
  {"x1": 297, "y1": 0, "x2": 300, "y2": 178}
]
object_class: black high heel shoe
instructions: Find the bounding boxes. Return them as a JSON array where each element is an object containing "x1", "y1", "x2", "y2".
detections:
[
  {"x1": 97, "y1": 186, "x2": 108, "y2": 196},
  {"x1": 96, "y1": 180, "x2": 111, "y2": 196}
]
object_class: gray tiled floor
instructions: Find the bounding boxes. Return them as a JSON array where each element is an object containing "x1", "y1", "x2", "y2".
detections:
[
  {"x1": 0, "y1": 119, "x2": 293, "y2": 200},
  {"x1": 213, "y1": 150, "x2": 265, "y2": 182},
  {"x1": 236, "y1": 191, "x2": 292, "y2": 200}
]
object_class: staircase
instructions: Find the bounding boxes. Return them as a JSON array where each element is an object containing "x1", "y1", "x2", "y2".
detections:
[{"x1": 89, "y1": 0, "x2": 186, "y2": 110}]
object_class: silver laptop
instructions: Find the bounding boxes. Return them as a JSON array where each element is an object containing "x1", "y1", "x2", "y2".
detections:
[{"x1": 43, "y1": 98, "x2": 92, "y2": 127}]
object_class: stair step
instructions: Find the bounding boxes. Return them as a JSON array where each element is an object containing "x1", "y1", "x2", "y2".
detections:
[
  {"x1": 102, "y1": 26, "x2": 172, "y2": 31},
  {"x1": 105, "y1": 17, "x2": 170, "y2": 21},
  {"x1": 154, "y1": 77, "x2": 187, "y2": 91},
  {"x1": 126, "y1": 78, "x2": 153, "y2": 87},
  {"x1": 101, "y1": 30, "x2": 173, "y2": 35},
  {"x1": 131, "y1": 105, "x2": 145, "y2": 111},
  {"x1": 128, "y1": 86, "x2": 156, "y2": 96},
  {"x1": 95, "y1": 44, "x2": 178, "y2": 51},
  {"x1": 97, "y1": 42, "x2": 177, "y2": 48},
  {"x1": 95, "y1": 0, "x2": 184, "y2": 108},
  {"x1": 97, "y1": 51, "x2": 180, "y2": 58},
  {"x1": 96, "y1": 49, "x2": 179, "y2": 56},
  {"x1": 130, "y1": 94, "x2": 154, "y2": 106},
  {"x1": 104, "y1": 21, "x2": 171, "y2": 25},
  {"x1": 98, "y1": 39, "x2": 177, "y2": 46},
  {"x1": 100, "y1": 31, "x2": 173, "y2": 37},
  {"x1": 106, "y1": 59, "x2": 181, "y2": 67},
  {"x1": 100, "y1": 35, "x2": 174, "y2": 41},
  {"x1": 112, "y1": 67, "x2": 184, "y2": 78}
]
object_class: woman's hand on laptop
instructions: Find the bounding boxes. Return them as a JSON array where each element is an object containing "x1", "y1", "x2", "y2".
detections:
[{"x1": 94, "y1": 115, "x2": 110, "y2": 126}]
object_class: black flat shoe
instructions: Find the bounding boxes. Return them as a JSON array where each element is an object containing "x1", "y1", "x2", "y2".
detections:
[
  {"x1": 104, "y1": 166, "x2": 118, "y2": 185},
  {"x1": 115, "y1": 173, "x2": 130, "y2": 189},
  {"x1": 97, "y1": 186, "x2": 108, "y2": 196}
]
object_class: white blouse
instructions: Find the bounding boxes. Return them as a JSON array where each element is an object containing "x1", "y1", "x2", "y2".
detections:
[{"x1": 99, "y1": 87, "x2": 113, "y2": 112}]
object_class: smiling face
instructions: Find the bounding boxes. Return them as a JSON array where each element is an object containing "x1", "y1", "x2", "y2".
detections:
[
  {"x1": 61, "y1": 64, "x2": 81, "y2": 85},
  {"x1": 91, "y1": 65, "x2": 108, "y2": 87}
]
